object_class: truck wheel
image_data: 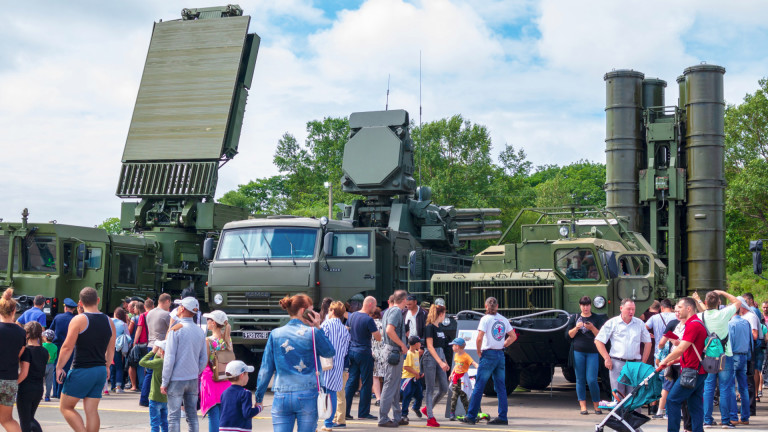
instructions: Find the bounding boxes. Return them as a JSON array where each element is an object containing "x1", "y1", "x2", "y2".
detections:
[
  {"x1": 518, "y1": 365, "x2": 553, "y2": 390},
  {"x1": 482, "y1": 358, "x2": 519, "y2": 396},
  {"x1": 233, "y1": 344, "x2": 262, "y2": 391},
  {"x1": 561, "y1": 365, "x2": 576, "y2": 383}
]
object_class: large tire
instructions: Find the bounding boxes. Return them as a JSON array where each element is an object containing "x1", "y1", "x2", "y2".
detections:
[
  {"x1": 519, "y1": 365, "x2": 554, "y2": 390},
  {"x1": 561, "y1": 365, "x2": 576, "y2": 383},
  {"x1": 233, "y1": 344, "x2": 262, "y2": 391},
  {"x1": 482, "y1": 357, "x2": 519, "y2": 396}
]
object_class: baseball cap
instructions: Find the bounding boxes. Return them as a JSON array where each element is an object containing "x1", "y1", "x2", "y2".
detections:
[
  {"x1": 63, "y1": 298, "x2": 77, "y2": 308},
  {"x1": 179, "y1": 297, "x2": 199, "y2": 312},
  {"x1": 448, "y1": 337, "x2": 466, "y2": 347},
  {"x1": 736, "y1": 296, "x2": 750, "y2": 310},
  {"x1": 225, "y1": 360, "x2": 255, "y2": 377},
  {"x1": 43, "y1": 330, "x2": 55, "y2": 341},
  {"x1": 407, "y1": 335, "x2": 421, "y2": 346},
  {"x1": 155, "y1": 340, "x2": 167, "y2": 351},
  {"x1": 203, "y1": 310, "x2": 228, "y2": 325}
]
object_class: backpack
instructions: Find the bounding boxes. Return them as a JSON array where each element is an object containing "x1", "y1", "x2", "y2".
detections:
[{"x1": 700, "y1": 313, "x2": 727, "y2": 373}]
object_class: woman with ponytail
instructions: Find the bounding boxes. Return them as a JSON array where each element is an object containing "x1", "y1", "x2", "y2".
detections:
[{"x1": 0, "y1": 288, "x2": 26, "y2": 432}]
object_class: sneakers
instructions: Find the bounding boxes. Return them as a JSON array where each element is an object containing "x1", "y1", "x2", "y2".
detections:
[
  {"x1": 426, "y1": 417, "x2": 440, "y2": 427},
  {"x1": 377, "y1": 421, "x2": 397, "y2": 428},
  {"x1": 703, "y1": 421, "x2": 717, "y2": 428},
  {"x1": 458, "y1": 416, "x2": 476, "y2": 425},
  {"x1": 421, "y1": 407, "x2": 428, "y2": 417},
  {"x1": 449, "y1": 412, "x2": 456, "y2": 421},
  {"x1": 413, "y1": 407, "x2": 423, "y2": 418},
  {"x1": 398, "y1": 418, "x2": 409, "y2": 426},
  {"x1": 721, "y1": 423, "x2": 735, "y2": 429},
  {"x1": 488, "y1": 417, "x2": 508, "y2": 425},
  {"x1": 476, "y1": 413, "x2": 491, "y2": 421},
  {"x1": 733, "y1": 420, "x2": 749, "y2": 425}
]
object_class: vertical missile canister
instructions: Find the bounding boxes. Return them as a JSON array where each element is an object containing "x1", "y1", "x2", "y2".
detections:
[
  {"x1": 605, "y1": 70, "x2": 645, "y2": 232},
  {"x1": 677, "y1": 75, "x2": 687, "y2": 110},
  {"x1": 684, "y1": 64, "x2": 726, "y2": 292},
  {"x1": 642, "y1": 78, "x2": 667, "y2": 109}
]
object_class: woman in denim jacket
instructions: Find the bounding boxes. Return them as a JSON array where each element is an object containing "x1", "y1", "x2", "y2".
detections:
[{"x1": 256, "y1": 294, "x2": 336, "y2": 432}]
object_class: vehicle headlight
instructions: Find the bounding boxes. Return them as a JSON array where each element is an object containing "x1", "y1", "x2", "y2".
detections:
[
  {"x1": 559, "y1": 225, "x2": 569, "y2": 237},
  {"x1": 593, "y1": 296, "x2": 606, "y2": 309},
  {"x1": 442, "y1": 317, "x2": 451, "y2": 327},
  {"x1": 214, "y1": 293, "x2": 224, "y2": 305}
]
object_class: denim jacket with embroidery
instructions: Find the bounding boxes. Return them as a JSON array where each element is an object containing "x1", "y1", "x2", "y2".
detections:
[{"x1": 255, "y1": 319, "x2": 336, "y2": 402}]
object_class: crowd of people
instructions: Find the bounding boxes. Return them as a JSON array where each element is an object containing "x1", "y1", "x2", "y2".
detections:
[
  {"x1": 565, "y1": 292, "x2": 768, "y2": 432},
  {"x1": 1, "y1": 285, "x2": 767, "y2": 432}
]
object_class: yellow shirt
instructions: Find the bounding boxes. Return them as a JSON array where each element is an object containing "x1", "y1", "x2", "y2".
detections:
[
  {"x1": 452, "y1": 352, "x2": 473, "y2": 375},
  {"x1": 402, "y1": 350, "x2": 420, "y2": 379}
]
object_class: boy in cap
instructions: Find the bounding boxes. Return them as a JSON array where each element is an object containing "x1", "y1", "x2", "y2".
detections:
[
  {"x1": 42, "y1": 329, "x2": 58, "y2": 401},
  {"x1": 140, "y1": 340, "x2": 168, "y2": 432},
  {"x1": 401, "y1": 336, "x2": 423, "y2": 422},
  {"x1": 448, "y1": 338, "x2": 478, "y2": 420},
  {"x1": 219, "y1": 360, "x2": 261, "y2": 432}
]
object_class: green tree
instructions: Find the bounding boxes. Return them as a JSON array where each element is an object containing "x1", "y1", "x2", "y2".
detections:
[
  {"x1": 218, "y1": 176, "x2": 288, "y2": 214},
  {"x1": 97, "y1": 217, "x2": 121, "y2": 235},
  {"x1": 529, "y1": 160, "x2": 607, "y2": 207}
]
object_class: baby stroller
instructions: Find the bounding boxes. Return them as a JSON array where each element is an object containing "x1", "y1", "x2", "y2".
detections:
[{"x1": 595, "y1": 362, "x2": 663, "y2": 432}]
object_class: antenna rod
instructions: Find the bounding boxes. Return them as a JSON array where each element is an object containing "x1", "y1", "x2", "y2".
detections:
[
  {"x1": 386, "y1": 74, "x2": 390, "y2": 111},
  {"x1": 419, "y1": 51, "x2": 422, "y2": 185}
]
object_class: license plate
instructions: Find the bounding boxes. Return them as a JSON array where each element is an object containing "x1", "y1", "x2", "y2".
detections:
[
  {"x1": 44, "y1": 308, "x2": 51, "y2": 314},
  {"x1": 244, "y1": 291, "x2": 270, "y2": 299},
  {"x1": 242, "y1": 330, "x2": 270, "y2": 340}
]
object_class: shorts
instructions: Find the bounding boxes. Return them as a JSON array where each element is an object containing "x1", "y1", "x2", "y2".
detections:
[
  {"x1": 0, "y1": 379, "x2": 18, "y2": 406},
  {"x1": 63, "y1": 366, "x2": 108, "y2": 399},
  {"x1": 756, "y1": 348, "x2": 765, "y2": 371},
  {"x1": 662, "y1": 376, "x2": 675, "y2": 392}
]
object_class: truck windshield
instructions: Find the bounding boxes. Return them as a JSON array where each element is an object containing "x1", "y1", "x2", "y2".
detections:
[
  {"x1": 218, "y1": 227, "x2": 318, "y2": 261},
  {"x1": 0, "y1": 236, "x2": 10, "y2": 271},
  {"x1": 556, "y1": 248, "x2": 600, "y2": 281},
  {"x1": 22, "y1": 235, "x2": 57, "y2": 272}
]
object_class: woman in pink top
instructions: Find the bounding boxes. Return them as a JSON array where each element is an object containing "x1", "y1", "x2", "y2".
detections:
[{"x1": 200, "y1": 310, "x2": 233, "y2": 432}]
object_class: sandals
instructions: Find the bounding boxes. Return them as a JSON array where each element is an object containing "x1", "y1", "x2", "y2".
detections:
[
  {"x1": 580, "y1": 410, "x2": 589, "y2": 415},
  {"x1": 594, "y1": 409, "x2": 603, "y2": 415}
]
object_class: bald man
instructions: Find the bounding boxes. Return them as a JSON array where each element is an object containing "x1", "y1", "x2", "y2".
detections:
[{"x1": 345, "y1": 295, "x2": 382, "y2": 420}]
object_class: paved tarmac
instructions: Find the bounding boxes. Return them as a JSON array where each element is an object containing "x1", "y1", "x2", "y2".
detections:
[{"x1": 20, "y1": 372, "x2": 767, "y2": 431}]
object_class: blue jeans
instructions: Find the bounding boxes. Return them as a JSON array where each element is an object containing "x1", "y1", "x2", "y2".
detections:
[
  {"x1": 272, "y1": 389, "x2": 318, "y2": 432},
  {"x1": 466, "y1": 349, "x2": 507, "y2": 421},
  {"x1": 149, "y1": 400, "x2": 169, "y2": 432},
  {"x1": 167, "y1": 379, "x2": 199, "y2": 432},
  {"x1": 345, "y1": 349, "x2": 374, "y2": 417},
  {"x1": 573, "y1": 351, "x2": 600, "y2": 403},
  {"x1": 141, "y1": 368, "x2": 152, "y2": 406},
  {"x1": 110, "y1": 351, "x2": 124, "y2": 389},
  {"x1": 401, "y1": 378, "x2": 422, "y2": 415},
  {"x1": 323, "y1": 387, "x2": 337, "y2": 427},
  {"x1": 731, "y1": 353, "x2": 750, "y2": 422},
  {"x1": 45, "y1": 363, "x2": 55, "y2": 398},
  {"x1": 667, "y1": 372, "x2": 706, "y2": 432},
  {"x1": 703, "y1": 355, "x2": 734, "y2": 424},
  {"x1": 207, "y1": 403, "x2": 220, "y2": 432}
]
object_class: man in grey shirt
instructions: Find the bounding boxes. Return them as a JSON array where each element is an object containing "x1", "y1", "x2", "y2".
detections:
[
  {"x1": 147, "y1": 293, "x2": 172, "y2": 348},
  {"x1": 161, "y1": 297, "x2": 207, "y2": 432},
  {"x1": 379, "y1": 290, "x2": 409, "y2": 427}
]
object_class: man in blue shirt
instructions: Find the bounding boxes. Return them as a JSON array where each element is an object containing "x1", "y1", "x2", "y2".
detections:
[
  {"x1": 17, "y1": 295, "x2": 48, "y2": 328},
  {"x1": 49, "y1": 297, "x2": 78, "y2": 398},
  {"x1": 729, "y1": 307, "x2": 753, "y2": 425},
  {"x1": 344, "y1": 296, "x2": 381, "y2": 420}
]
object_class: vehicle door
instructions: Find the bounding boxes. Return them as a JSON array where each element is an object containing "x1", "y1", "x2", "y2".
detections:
[
  {"x1": 614, "y1": 252, "x2": 654, "y2": 305},
  {"x1": 320, "y1": 229, "x2": 376, "y2": 301}
]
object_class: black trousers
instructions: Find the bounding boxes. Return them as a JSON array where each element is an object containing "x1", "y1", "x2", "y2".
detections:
[
  {"x1": 16, "y1": 387, "x2": 43, "y2": 432},
  {"x1": 747, "y1": 360, "x2": 756, "y2": 416}
]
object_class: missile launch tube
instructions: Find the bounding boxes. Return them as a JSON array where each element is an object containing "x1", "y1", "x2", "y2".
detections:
[
  {"x1": 642, "y1": 78, "x2": 667, "y2": 109},
  {"x1": 457, "y1": 231, "x2": 503, "y2": 241},
  {"x1": 455, "y1": 220, "x2": 503, "y2": 230},
  {"x1": 453, "y1": 208, "x2": 502, "y2": 218},
  {"x1": 605, "y1": 70, "x2": 645, "y2": 232},
  {"x1": 684, "y1": 64, "x2": 726, "y2": 292}
]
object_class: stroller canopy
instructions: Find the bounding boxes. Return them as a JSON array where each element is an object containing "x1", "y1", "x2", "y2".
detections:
[{"x1": 618, "y1": 362, "x2": 662, "y2": 411}]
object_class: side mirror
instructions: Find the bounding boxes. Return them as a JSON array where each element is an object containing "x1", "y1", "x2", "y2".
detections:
[
  {"x1": 203, "y1": 238, "x2": 215, "y2": 261},
  {"x1": 750, "y1": 240, "x2": 763, "y2": 275},
  {"x1": 323, "y1": 232, "x2": 334, "y2": 257},
  {"x1": 76, "y1": 243, "x2": 86, "y2": 278}
]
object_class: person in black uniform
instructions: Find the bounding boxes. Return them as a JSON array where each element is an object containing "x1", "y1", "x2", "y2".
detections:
[{"x1": 17, "y1": 321, "x2": 49, "y2": 432}]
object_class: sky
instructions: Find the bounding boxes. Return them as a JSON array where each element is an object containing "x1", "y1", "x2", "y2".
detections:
[{"x1": 1, "y1": 0, "x2": 767, "y2": 227}]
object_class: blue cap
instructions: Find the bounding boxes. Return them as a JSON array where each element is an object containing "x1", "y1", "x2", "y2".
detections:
[
  {"x1": 63, "y1": 298, "x2": 77, "y2": 307},
  {"x1": 448, "y1": 337, "x2": 466, "y2": 346}
]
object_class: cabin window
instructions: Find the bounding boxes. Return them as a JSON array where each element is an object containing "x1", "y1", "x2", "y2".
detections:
[
  {"x1": 618, "y1": 255, "x2": 651, "y2": 277},
  {"x1": 218, "y1": 227, "x2": 318, "y2": 260},
  {"x1": 22, "y1": 236, "x2": 57, "y2": 272},
  {"x1": 0, "y1": 237, "x2": 10, "y2": 272},
  {"x1": 327, "y1": 232, "x2": 370, "y2": 258},
  {"x1": 87, "y1": 248, "x2": 103, "y2": 270},
  {"x1": 118, "y1": 254, "x2": 139, "y2": 284},
  {"x1": 556, "y1": 248, "x2": 600, "y2": 281}
]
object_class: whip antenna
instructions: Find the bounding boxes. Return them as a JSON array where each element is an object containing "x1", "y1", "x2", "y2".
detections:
[
  {"x1": 418, "y1": 51, "x2": 422, "y2": 186},
  {"x1": 386, "y1": 74, "x2": 390, "y2": 110}
]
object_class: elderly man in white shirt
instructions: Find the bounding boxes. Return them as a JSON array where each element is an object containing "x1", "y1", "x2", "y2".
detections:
[{"x1": 595, "y1": 299, "x2": 652, "y2": 399}]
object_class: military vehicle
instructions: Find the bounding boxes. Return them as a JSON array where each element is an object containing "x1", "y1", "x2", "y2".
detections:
[
  {"x1": 1, "y1": 5, "x2": 260, "y2": 319},
  {"x1": 431, "y1": 64, "x2": 727, "y2": 393},
  {"x1": 204, "y1": 109, "x2": 501, "y2": 369}
]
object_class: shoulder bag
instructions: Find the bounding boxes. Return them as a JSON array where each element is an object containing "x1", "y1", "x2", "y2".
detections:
[
  {"x1": 319, "y1": 325, "x2": 333, "y2": 371},
  {"x1": 313, "y1": 328, "x2": 333, "y2": 418},
  {"x1": 679, "y1": 320, "x2": 705, "y2": 389},
  {"x1": 211, "y1": 341, "x2": 236, "y2": 382}
]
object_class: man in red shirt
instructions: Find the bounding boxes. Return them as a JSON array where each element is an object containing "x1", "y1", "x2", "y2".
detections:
[{"x1": 660, "y1": 297, "x2": 707, "y2": 432}]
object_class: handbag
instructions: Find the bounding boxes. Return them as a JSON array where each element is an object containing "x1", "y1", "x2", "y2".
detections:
[
  {"x1": 212, "y1": 347, "x2": 236, "y2": 382},
  {"x1": 312, "y1": 328, "x2": 333, "y2": 419},
  {"x1": 680, "y1": 322, "x2": 705, "y2": 389},
  {"x1": 320, "y1": 356, "x2": 334, "y2": 371},
  {"x1": 387, "y1": 348, "x2": 402, "y2": 365}
]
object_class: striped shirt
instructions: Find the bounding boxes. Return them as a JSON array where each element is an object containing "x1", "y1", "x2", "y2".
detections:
[{"x1": 321, "y1": 318, "x2": 350, "y2": 392}]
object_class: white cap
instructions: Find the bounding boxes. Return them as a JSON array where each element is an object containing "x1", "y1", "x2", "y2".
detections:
[
  {"x1": 179, "y1": 297, "x2": 199, "y2": 312},
  {"x1": 225, "y1": 360, "x2": 254, "y2": 378},
  {"x1": 155, "y1": 340, "x2": 167, "y2": 351},
  {"x1": 203, "y1": 310, "x2": 228, "y2": 325}
]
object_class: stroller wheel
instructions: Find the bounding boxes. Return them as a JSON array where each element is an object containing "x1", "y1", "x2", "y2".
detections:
[{"x1": 595, "y1": 427, "x2": 604, "y2": 432}]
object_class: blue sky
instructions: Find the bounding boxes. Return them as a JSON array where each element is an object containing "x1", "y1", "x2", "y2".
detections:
[{"x1": 1, "y1": 0, "x2": 767, "y2": 226}]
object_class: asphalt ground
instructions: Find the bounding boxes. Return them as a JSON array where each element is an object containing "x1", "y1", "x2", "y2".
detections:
[{"x1": 19, "y1": 372, "x2": 767, "y2": 431}]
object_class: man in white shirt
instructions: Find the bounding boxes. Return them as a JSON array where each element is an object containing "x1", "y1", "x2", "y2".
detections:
[
  {"x1": 459, "y1": 297, "x2": 517, "y2": 426},
  {"x1": 646, "y1": 299, "x2": 676, "y2": 358},
  {"x1": 595, "y1": 298, "x2": 652, "y2": 398}
]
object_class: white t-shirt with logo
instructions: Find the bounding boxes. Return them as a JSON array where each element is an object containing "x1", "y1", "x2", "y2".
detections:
[{"x1": 478, "y1": 313, "x2": 513, "y2": 351}]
